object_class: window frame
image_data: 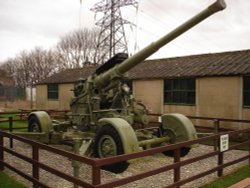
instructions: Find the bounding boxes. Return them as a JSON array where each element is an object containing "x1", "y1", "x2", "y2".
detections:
[
  {"x1": 243, "y1": 75, "x2": 250, "y2": 108},
  {"x1": 47, "y1": 84, "x2": 59, "y2": 100},
  {"x1": 164, "y1": 78, "x2": 196, "y2": 106}
]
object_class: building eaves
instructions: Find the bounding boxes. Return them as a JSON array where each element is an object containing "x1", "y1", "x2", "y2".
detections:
[{"x1": 37, "y1": 67, "x2": 96, "y2": 85}]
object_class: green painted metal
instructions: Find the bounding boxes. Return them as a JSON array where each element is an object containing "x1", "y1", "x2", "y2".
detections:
[
  {"x1": 161, "y1": 113, "x2": 198, "y2": 143},
  {"x1": 28, "y1": 111, "x2": 53, "y2": 134},
  {"x1": 13, "y1": 132, "x2": 49, "y2": 143},
  {"x1": 138, "y1": 137, "x2": 170, "y2": 149},
  {"x1": 98, "y1": 118, "x2": 140, "y2": 154},
  {"x1": 68, "y1": 0, "x2": 226, "y2": 134},
  {"x1": 72, "y1": 139, "x2": 81, "y2": 188}
]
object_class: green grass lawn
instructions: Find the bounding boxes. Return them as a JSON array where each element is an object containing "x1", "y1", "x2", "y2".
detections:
[
  {"x1": 0, "y1": 172, "x2": 27, "y2": 188},
  {"x1": 0, "y1": 112, "x2": 28, "y2": 131},
  {"x1": 197, "y1": 128, "x2": 250, "y2": 151},
  {"x1": 201, "y1": 164, "x2": 250, "y2": 188},
  {"x1": 199, "y1": 139, "x2": 250, "y2": 151}
]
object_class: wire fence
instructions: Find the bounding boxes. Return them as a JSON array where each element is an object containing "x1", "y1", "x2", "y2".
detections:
[{"x1": 0, "y1": 86, "x2": 26, "y2": 102}]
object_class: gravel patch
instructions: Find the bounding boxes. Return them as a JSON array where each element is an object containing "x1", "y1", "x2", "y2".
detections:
[{"x1": 2, "y1": 139, "x2": 249, "y2": 188}]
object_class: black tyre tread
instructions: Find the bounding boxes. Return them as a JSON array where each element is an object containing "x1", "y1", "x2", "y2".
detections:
[
  {"x1": 163, "y1": 147, "x2": 190, "y2": 157},
  {"x1": 159, "y1": 126, "x2": 191, "y2": 157},
  {"x1": 93, "y1": 125, "x2": 129, "y2": 173},
  {"x1": 28, "y1": 116, "x2": 42, "y2": 132}
]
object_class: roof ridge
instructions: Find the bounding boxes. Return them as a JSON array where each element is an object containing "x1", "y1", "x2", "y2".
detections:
[{"x1": 146, "y1": 49, "x2": 250, "y2": 62}]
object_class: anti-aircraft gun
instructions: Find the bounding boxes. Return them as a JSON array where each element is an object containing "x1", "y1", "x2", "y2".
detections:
[{"x1": 26, "y1": 0, "x2": 226, "y2": 173}]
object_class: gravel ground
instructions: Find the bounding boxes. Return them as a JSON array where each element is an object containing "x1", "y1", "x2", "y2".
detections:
[{"x1": 2, "y1": 139, "x2": 249, "y2": 188}]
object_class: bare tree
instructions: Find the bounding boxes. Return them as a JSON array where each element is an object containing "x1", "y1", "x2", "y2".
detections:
[
  {"x1": 56, "y1": 27, "x2": 108, "y2": 69},
  {"x1": 27, "y1": 47, "x2": 59, "y2": 85},
  {"x1": 0, "y1": 54, "x2": 27, "y2": 87},
  {"x1": 0, "y1": 47, "x2": 60, "y2": 108},
  {"x1": 0, "y1": 58, "x2": 14, "y2": 75},
  {"x1": 0, "y1": 27, "x2": 110, "y2": 87},
  {"x1": 1, "y1": 47, "x2": 59, "y2": 87}
]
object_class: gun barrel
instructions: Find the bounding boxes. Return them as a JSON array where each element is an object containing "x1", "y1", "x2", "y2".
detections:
[{"x1": 95, "y1": 0, "x2": 226, "y2": 87}]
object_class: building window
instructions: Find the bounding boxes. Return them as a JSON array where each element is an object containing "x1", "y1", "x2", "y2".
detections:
[
  {"x1": 48, "y1": 84, "x2": 58, "y2": 100},
  {"x1": 243, "y1": 76, "x2": 250, "y2": 107},
  {"x1": 164, "y1": 78, "x2": 196, "y2": 105}
]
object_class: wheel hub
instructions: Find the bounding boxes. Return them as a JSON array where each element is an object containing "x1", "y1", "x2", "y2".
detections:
[
  {"x1": 163, "y1": 128, "x2": 176, "y2": 144},
  {"x1": 98, "y1": 135, "x2": 117, "y2": 157},
  {"x1": 31, "y1": 123, "x2": 40, "y2": 132}
]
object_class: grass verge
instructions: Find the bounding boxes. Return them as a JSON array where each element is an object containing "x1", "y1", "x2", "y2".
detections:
[
  {"x1": 0, "y1": 110, "x2": 28, "y2": 131},
  {"x1": 201, "y1": 164, "x2": 250, "y2": 188},
  {"x1": 0, "y1": 172, "x2": 27, "y2": 188}
]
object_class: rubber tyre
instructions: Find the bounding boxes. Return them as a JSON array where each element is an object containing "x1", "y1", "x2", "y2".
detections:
[
  {"x1": 158, "y1": 126, "x2": 191, "y2": 157},
  {"x1": 28, "y1": 116, "x2": 42, "y2": 132},
  {"x1": 163, "y1": 147, "x2": 190, "y2": 157},
  {"x1": 93, "y1": 125, "x2": 129, "y2": 173}
]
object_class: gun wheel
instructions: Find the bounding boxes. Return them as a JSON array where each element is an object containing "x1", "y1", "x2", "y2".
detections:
[
  {"x1": 162, "y1": 145, "x2": 190, "y2": 157},
  {"x1": 94, "y1": 125, "x2": 129, "y2": 173},
  {"x1": 28, "y1": 116, "x2": 42, "y2": 132},
  {"x1": 159, "y1": 126, "x2": 191, "y2": 157}
]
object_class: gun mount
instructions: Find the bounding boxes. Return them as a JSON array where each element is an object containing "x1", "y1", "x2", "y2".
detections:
[{"x1": 25, "y1": 0, "x2": 226, "y2": 173}]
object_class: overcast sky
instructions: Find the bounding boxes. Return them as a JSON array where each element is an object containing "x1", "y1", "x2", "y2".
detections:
[{"x1": 0, "y1": 0, "x2": 249, "y2": 63}]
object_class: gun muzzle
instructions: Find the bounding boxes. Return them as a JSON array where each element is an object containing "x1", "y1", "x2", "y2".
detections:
[{"x1": 209, "y1": 0, "x2": 226, "y2": 12}]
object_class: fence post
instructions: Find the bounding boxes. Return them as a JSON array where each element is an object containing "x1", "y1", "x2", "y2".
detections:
[
  {"x1": 0, "y1": 132, "x2": 4, "y2": 170},
  {"x1": 174, "y1": 148, "x2": 181, "y2": 188},
  {"x1": 217, "y1": 152, "x2": 224, "y2": 177},
  {"x1": 249, "y1": 140, "x2": 250, "y2": 164},
  {"x1": 92, "y1": 165, "x2": 101, "y2": 186},
  {"x1": 32, "y1": 145, "x2": 39, "y2": 188},
  {"x1": 9, "y1": 117, "x2": 13, "y2": 148},
  {"x1": 72, "y1": 139, "x2": 81, "y2": 188},
  {"x1": 213, "y1": 119, "x2": 219, "y2": 151}
]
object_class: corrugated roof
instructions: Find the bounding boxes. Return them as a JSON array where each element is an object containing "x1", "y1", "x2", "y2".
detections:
[
  {"x1": 38, "y1": 67, "x2": 96, "y2": 84},
  {"x1": 38, "y1": 49, "x2": 250, "y2": 84},
  {"x1": 128, "y1": 49, "x2": 250, "y2": 79}
]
